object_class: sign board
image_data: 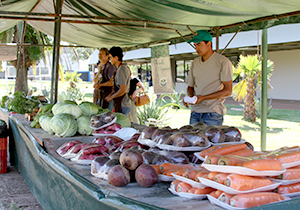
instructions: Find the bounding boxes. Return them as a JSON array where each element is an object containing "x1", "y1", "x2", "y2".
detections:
[
  {"x1": 0, "y1": 44, "x2": 18, "y2": 61},
  {"x1": 150, "y1": 43, "x2": 173, "y2": 94}
]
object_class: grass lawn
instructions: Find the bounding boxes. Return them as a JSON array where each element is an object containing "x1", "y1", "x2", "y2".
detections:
[{"x1": 164, "y1": 104, "x2": 300, "y2": 151}]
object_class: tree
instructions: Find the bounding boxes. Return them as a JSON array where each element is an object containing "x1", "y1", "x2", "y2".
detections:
[
  {"x1": 0, "y1": 22, "x2": 51, "y2": 94},
  {"x1": 232, "y1": 54, "x2": 274, "y2": 122}
]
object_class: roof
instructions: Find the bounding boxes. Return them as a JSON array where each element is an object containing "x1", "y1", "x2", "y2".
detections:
[{"x1": 0, "y1": 0, "x2": 300, "y2": 50}]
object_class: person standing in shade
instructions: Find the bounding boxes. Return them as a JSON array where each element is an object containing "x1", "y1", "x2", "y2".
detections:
[
  {"x1": 105, "y1": 46, "x2": 131, "y2": 116},
  {"x1": 184, "y1": 30, "x2": 233, "y2": 126},
  {"x1": 93, "y1": 48, "x2": 116, "y2": 111},
  {"x1": 128, "y1": 77, "x2": 144, "y2": 123}
]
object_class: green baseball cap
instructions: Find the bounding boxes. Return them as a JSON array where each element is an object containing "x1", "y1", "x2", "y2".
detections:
[{"x1": 187, "y1": 30, "x2": 212, "y2": 43}]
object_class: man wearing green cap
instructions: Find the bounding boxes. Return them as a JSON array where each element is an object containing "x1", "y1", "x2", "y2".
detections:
[{"x1": 184, "y1": 30, "x2": 233, "y2": 126}]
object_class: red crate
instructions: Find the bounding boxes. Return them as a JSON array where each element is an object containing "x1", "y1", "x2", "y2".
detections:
[{"x1": 0, "y1": 137, "x2": 7, "y2": 173}]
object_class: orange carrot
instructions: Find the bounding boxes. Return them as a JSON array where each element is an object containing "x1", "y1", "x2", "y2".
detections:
[
  {"x1": 151, "y1": 165, "x2": 161, "y2": 174},
  {"x1": 200, "y1": 144, "x2": 232, "y2": 157},
  {"x1": 230, "y1": 148, "x2": 254, "y2": 157},
  {"x1": 241, "y1": 158, "x2": 283, "y2": 171},
  {"x1": 208, "y1": 172, "x2": 219, "y2": 180},
  {"x1": 274, "y1": 182, "x2": 300, "y2": 194},
  {"x1": 219, "y1": 192, "x2": 234, "y2": 204},
  {"x1": 275, "y1": 166, "x2": 300, "y2": 180},
  {"x1": 170, "y1": 180, "x2": 182, "y2": 191},
  {"x1": 205, "y1": 154, "x2": 222, "y2": 164},
  {"x1": 218, "y1": 155, "x2": 250, "y2": 166},
  {"x1": 194, "y1": 187, "x2": 214, "y2": 195},
  {"x1": 209, "y1": 190, "x2": 223, "y2": 199},
  {"x1": 206, "y1": 143, "x2": 247, "y2": 157},
  {"x1": 163, "y1": 170, "x2": 176, "y2": 177},
  {"x1": 186, "y1": 170, "x2": 204, "y2": 181},
  {"x1": 201, "y1": 174, "x2": 209, "y2": 179},
  {"x1": 230, "y1": 192, "x2": 285, "y2": 208},
  {"x1": 187, "y1": 187, "x2": 197, "y2": 194},
  {"x1": 176, "y1": 182, "x2": 193, "y2": 193},
  {"x1": 214, "y1": 173, "x2": 229, "y2": 185},
  {"x1": 160, "y1": 163, "x2": 195, "y2": 174},
  {"x1": 275, "y1": 149, "x2": 300, "y2": 164},
  {"x1": 195, "y1": 171, "x2": 209, "y2": 182},
  {"x1": 225, "y1": 174, "x2": 272, "y2": 191},
  {"x1": 175, "y1": 169, "x2": 190, "y2": 176}
]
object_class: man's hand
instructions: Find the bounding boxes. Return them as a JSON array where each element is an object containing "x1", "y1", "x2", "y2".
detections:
[
  {"x1": 183, "y1": 100, "x2": 190, "y2": 108},
  {"x1": 105, "y1": 93, "x2": 114, "y2": 103},
  {"x1": 195, "y1": 95, "x2": 204, "y2": 104},
  {"x1": 93, "y1": 83, "x2": 101, "y2": 89}
]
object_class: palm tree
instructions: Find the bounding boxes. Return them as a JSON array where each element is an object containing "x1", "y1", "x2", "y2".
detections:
[{"x1": 232, "y1": 54, "x2": 274, "y2": 122}]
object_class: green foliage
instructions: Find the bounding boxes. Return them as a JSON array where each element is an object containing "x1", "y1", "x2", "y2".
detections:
[
  {"x1": 137, "y1": 101, "x2": 169, "y2": 125},
  {"x1": 159, "y1": 90, "x2": 185, "y2": 109},
  {"x1": 64, "y1": 70, "x2": 82, "y2": 83},
  {"x1": 1, "y1": 95, "x2": 9, "y2": 108},
  {"x1": 7, "y1": 91, "x2": 40, "y2": 114},
  {"x1": 254, "y1": 96, "x2": 273, "y2": 117},
  {"x1": 70, "y1": 47, "x2": 94, "y2": 62}
]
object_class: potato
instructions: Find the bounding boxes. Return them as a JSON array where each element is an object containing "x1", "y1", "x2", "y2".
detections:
[
  {"x1": 108, "y1": 165, "x2": 130, "y2": 187},
  {"x1": 135, "y1": 164, "x2": 158, "y2": 188},
  {"x1": 120, "y1": 149, "x2": 143, "y2": 170}
]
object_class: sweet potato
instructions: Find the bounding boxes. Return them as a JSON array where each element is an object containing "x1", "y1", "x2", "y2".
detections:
[
  {"x1": 225, "y1": 174, "x2": 273, "y2": 191},
  {"x1": 230, "y1": 192, "x2": 285, "y2": 208},
  {"x1": 274, "y1": 182, "x2": 300, "y2": 194}
]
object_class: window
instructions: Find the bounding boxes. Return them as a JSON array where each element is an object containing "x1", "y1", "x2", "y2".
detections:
[{"x1": 175, "y1": 60, "x2": 192, "y2": 83}]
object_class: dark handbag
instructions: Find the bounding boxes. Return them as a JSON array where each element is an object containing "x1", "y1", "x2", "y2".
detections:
[{"x1": 135, "y1": 91, "x2": 150, "y2": 106}]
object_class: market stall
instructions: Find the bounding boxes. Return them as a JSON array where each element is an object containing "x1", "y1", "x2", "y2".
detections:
[{"x1": 3, "y1": 107, "x2": 300, "y2": 210}]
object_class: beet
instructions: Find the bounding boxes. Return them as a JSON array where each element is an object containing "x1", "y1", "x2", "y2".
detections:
[
  {"x1": 141, "y1": 151, "x2": 158, "y2": 164},
  {"x1": 152, "y1": 155, "x2": 173, "y2": 165},
  {"x1": 105, "y1": 123, "x2": 122, "y2": 132},
  {"x1": 91, "y1": 156, "x2": 110, "y2": 174},
  {"x1": 222, "y1": 126, "x2": 242, "y2": 142},
  {"x1": 151, "y1": 128, "x2": 173, "y2": 141},
  {"x1": 203, "y1": 126, "x2": 226, "y2": 143},
  {"x1": 135, "y1": 164, "x2": 158, "y2": 188},
  {"x1": 108, "y1": 165, "x2": 130, "y2": 187},
  {"x1": 120, "y1": 149, "x2": 144, "y2": 170},
  {"x1": 155, "y1": 132, "x2": 173, "y2": 144},
  {"x1": 141, "y1": 126, "x2": 158, "y2": 139}
]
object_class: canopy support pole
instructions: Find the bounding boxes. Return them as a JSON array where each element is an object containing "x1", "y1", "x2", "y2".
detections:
[
  {"x1": 50, "y1": 0, "x2": 63, "y2": 103},
  {"x1": 215, "y1": 27, "x2": 220, "y2": 53},
  {"x1": 261, "y1": 28, "x2": 268, "y2": 151}
]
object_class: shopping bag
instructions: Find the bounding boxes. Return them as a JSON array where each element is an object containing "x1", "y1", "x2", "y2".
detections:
[{"x1": 135, "y1": 92, "x2": 150, "y2": 106}]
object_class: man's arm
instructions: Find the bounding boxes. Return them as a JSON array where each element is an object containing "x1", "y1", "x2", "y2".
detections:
[
  {"x1": 105, "y1": 84, "x2": 127, "y2": 102},
  {"x1": 195, "y1": 80, "x2": 232, "y2": 104}
]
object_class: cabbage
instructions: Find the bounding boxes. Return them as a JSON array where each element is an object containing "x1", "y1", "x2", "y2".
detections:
[
  {"x1": 39, "y1": 114, "x2": 54, "y2": 134},
  {"x1": 52, "y1": 103, "x2": 82, "y2": 119},
  {"x1": 114, "y1": 112, "x2": 131, "y2": 127},
  {"x1": 79, "y1": 101, "x2": 99, "y2": 116},
  {"x1": 50, "y1": 113, "x2": 78, "y2": 137},
  {"x1": 77, "y1": 116, "x2": 93, "y2": 136}
]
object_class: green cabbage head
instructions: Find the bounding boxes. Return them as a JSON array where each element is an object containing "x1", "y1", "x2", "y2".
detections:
[
  {"x1": 79, "y1": 101, "x2": 99, "y2": 116},
  {"x1": 52, "y1": 103, "x2": 82, "y2": 119},
  {"x1": 39, "y1": 114, "x2": 54, "y2": 134},
  {"x1": 114, "y1": 112, "x2": 131, "y2": 127},
  {"x1": 50, "y1": 113, "x2": 78, "y2": 137},
  {"x1": 77, "y1": 116, "x2": 93, "y2": 136}
]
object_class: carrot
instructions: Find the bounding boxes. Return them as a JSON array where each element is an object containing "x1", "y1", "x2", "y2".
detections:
[
  {"x1": 160, "y1": 163, "x2": 195, "y2": 174},
  {"x1": 208, "y1": 172, "x2": 219, "y2": 180},
  {"x1": 275, "y1": 149, "x2": 300, "y2": 164},
  {"x1": 218, "y1": 192, "x2": 234, "y2": 204},
  {"x1": 163, "y1": 170, "x2": 176, "y2": 177},
  {"x1": 209, "y1": 190, "x2": 223, "y2": 199},
  {"x1": 176, "y1": 182, "x2": 193, "y2": 193},
  {"x1": 274, "y1": 166, "x2": 300, "y2": 180},
  {"x1": 214, "y1": 173, "x2": 229, "y2": 185},
  {"x1": 205, "y1": 154, "x2": 222, "y2": 164},
  {"x1": 194, "y1": 187, "x2": 214, "y2": 195},
  {"x1": 206, "y1": 143, "x2": 247, "y2": 157},
  {"x1": 241, "y1": 158, "x2": 283, "y2": 171},
  {"x1": 170, "y1": 180, "x2": 182, "y2": 191},
  {"x1": 218, "y1": 155, "x2": 250, "y2": 166},
  {"x1": 187, "y1": 187, "x2": 197, "y2": 194},
  {"x1": 225, "y1": 174, "x2": 273, "y2": 191},
  {"x1": 175, "y1": 169, "x2": 190, "y2": 176},
  {"x1": 200, "y1": 144, "x2": 232, "y2": 157},
  {"x1": 274, "y1": 182, "x2": 300, "y2": 194},
  {"x1": 151, "y1": 165, "x2": 161, "y2": 174},
  {"x1": 186, "y1": 170, "x2": 204, "y2": 181},
  {"x1": 230, "y1": 148, "x2": 254, "y2": 157},
  {"x1": 195, "y1": 171, "x2": 209, "y2": 182},
  {"x1": 230, "y1": 192, "x2": 285, "y2": 208}
]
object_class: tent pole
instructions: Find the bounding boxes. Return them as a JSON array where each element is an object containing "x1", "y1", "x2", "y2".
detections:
[
  {"x1": 50, "y1": 0, "x2": 63, "y2": 103},
  {"x1": 216, "y1": 27, "x2": 219, "y2": 53},
  {"x1": 261, "y1": 28, "x2": 268, "y2": 151}
]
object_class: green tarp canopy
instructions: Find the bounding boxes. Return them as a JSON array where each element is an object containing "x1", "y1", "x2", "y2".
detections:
[{"x1": 0, "y1": 0, "x2": 300, "y2": 50}]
